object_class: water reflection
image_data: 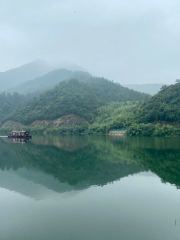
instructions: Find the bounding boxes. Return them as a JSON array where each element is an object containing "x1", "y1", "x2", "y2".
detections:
[
  {"x1": 1, "y1": 135, "x2": 180, "y2": 240},
  {"x1": 11, "y1": 138, "x2": 30, "y2": 144},
  {"x1": 1, "y1": 135, "x2": 180, "y2": 199}
]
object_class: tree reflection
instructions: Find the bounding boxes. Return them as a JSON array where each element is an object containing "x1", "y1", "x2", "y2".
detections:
[{"x1": 0, "y1": 136, "x2": 180, "y2": 189}]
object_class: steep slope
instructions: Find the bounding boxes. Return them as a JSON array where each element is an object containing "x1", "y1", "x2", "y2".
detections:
[
  {"x1": 136, "y1": 82, "x2": 180, "y2": 123},
  {"x1": 123, "y1": 83, "x2": 164, "y2": 95},
  {"x1": 7, "y1": 69, "x2": 91, "y2": 94},
  {"x1": 7, "y1": 78, "x2": 149, "y2": 125},
  {"x1": 0, "y1": 60, "x2": 55, "y2": 91},
  {"x1": 0, "y1": 92, "x2": 37, "y2": 125},
  {"x1": 81, "y1": 77, "x2": 149, "y2": 102}
]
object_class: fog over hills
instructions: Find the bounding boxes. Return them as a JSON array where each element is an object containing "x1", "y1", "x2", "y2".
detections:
[
  {"x1": 8, "y1": 69, "x2": 91, "y2": 94},
  {"x1": 0, "y1": 59, "x2": 168, "y2": 96},
  {"x1": 0, "y1": 60, "x2": 88, "y2": 93},
  {"x1": 123, "y1": 83, "x2": 165, "y2": 95},
  {"x1": 0, "y1": 60, "x2": 55, "y2": 92}
]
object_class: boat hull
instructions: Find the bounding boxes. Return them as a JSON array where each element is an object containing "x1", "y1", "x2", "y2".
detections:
[{"x1": 8, "y1": 136, "x2": 32, "y2": 139}]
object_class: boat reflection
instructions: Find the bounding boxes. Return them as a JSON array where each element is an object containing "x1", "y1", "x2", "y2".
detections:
[{"x1": 11, "y1": 138, "x2": 30, "y2": 144}]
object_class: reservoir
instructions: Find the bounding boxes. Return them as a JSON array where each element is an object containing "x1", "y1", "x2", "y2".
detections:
[{"x1": 0, "y1": 135, "x2": 180, "y2": 240}]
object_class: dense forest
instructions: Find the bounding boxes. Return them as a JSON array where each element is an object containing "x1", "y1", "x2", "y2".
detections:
[
  {"x1": 136, "y1": 81, "x2": 180, "y2": 123},
  {"x1": 86, "y1": 81, "x2": 180, "y2": 136},
  {"x1": 126, "y1": 81, "x2": 180, "y2": 136},
  {"x1": 1, "y1": 69, "x2": 180, "y2": 137},
  {"x1": 5, "y1": 77, "x2": 149, "y2": 125},
  {"x1": 0, "y1": 92, "x2": 37, "y2": 125}
]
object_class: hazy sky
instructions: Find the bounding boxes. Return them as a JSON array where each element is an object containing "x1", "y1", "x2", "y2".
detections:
[{"x1": 0, "y1": 0, "x2": 180, "y2": 84}]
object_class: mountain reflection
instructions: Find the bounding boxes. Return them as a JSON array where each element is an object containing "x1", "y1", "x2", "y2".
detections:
[{"x1": 0, "y1": 135, "x2": 180, "y2": 199}]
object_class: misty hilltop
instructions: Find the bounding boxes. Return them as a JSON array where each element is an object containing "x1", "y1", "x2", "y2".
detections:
[
  {"x1": 0, "y1": 60, "x2": 88, "y2": 93},
  {"x1": 0, "y1": 60, "x2": 55, "y2": 92},
  {"x1": 7, "y1": 69, "x2": 91, "y2": 94},
  {"x1": 123, "y1": 84, "x2": 165, "y2": 95}
]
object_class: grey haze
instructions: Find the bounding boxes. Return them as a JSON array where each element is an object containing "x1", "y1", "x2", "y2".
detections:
[{"x1": 0, "y1": 0, "x2": 180, "y2": 84}]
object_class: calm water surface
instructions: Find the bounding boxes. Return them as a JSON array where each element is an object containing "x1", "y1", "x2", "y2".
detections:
[{"x1": 0, "y1": 135, "x2": 180, "y2": 240}]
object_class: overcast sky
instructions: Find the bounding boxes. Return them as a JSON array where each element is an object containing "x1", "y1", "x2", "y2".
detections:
[{"x1": 0, "y1": 0, "x2": 180, "y2": 84}]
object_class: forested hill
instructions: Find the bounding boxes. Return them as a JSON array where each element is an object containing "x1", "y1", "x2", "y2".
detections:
[
  {"x1": 0, "y1": 92, "x2": 37, "y2": 124},
  {"x1": 8, "y1": 69, "x2": 91, "y2": 94},
  {"x1": 7, "y1": 77, "x2": 149, "y2": 125},
  {"x1": 136, "y1": 82, "x2": 180, "y2": 123}
]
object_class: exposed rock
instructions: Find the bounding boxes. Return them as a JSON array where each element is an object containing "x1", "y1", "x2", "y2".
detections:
[
  {"x1": 30, "y1": 114, "x2": 89, "y2": 127},
  {"x1": 1, "y1": 114, "x2": 89, "y2": 129},
  {"x1": 30, "y1": 120, "x2": 52, "y2": 126},
  {"x1": 53, "y1": 114, "x2": 89, "y2": 127},
  {"x1": 1, "y1": 121, "x2": 23, "y2": 129}
]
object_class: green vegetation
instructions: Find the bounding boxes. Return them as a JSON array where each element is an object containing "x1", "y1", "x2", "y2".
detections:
[
  {"x1": 2, "y1": 72, "x2": 180, "y2": 137},
  {"x1": 8, "y1": 79, "x2": 100, "y2": 124},
  {"x1": 87, "y1": 102, "x2": 136, "y2": 134},
  {"x1": 0, "y1": 92, "x2": 37, "y2": 125},
  {"x1": 127, "y1": 123, "x2": 180, "y2": 137},
  {"x1": 1, "y1": 135, "x2": 180, "y2": 189},
  {"x1": 126, "y1": 81, "x2": 180, "y2": 136},
  {"x1": 5, "y1": 78, "x2": 148, "y2": 126},
  {"x1": 136, "y1": 82, "x2": 180, "y2": 123},
  {"x1": 0, "y1": 136, "x2": 142, "y2": 189},
  {"x1": 1, "y1": 102, "x2": 137, "y2": 135}
]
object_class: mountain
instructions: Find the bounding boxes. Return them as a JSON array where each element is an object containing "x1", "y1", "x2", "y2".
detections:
[
  {"x1": 123, "y1": 83, "x2": 165, "y2": 95},
  {"x1": 136, "y1": 82, "x2": 180, "y2": 123},
  {"x1": 7, "y1": 69, "x2": 91, "y2": 94},
  {"x1": 54, "y1": 62, "x2": 87, "y2": 72},
  {"x1": 0, "y1": 60, "x2": 55, "y2": 92},
  {"x1": 6, "y1": 77, "x2": 149, "y2": 125}
]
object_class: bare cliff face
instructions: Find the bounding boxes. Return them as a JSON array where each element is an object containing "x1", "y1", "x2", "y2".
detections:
[
  {"x1": 1, "y1": 114, "x2": 89, "y2": 129},
  {"x1": 30, "y1": 114, "x2": 89, "y2": 127},
  {"x1": 1, "y1": 121, "x2": 24, "y2": 129}
]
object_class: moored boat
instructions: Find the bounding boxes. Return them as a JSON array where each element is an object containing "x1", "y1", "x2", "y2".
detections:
[{"x1": 8, "y1": 131, "x2": 32, "y2": 139}]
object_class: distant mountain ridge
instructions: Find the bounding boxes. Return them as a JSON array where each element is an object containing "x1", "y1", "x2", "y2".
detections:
[
  {"x1": 7, "y1": 69, "x2": 91, "y2": 94},
  {"x1": 0, "y1": 60, "x2": 88, "y2": 93},
  {"x1": 0, "y1": 60, "x2": 55, "y2": 92},
  {"x1": 123, "y1": 83, "x2": 165, "y2": 95}
]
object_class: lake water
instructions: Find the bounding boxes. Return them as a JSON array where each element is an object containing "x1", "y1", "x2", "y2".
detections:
[{"x1": 0, "y1": 135, "x2": 180, "y2": 240}]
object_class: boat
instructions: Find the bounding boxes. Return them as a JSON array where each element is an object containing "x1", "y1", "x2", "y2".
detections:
[{"x1": 8, "y1": 131, "x2": 32, "y2": 139}]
